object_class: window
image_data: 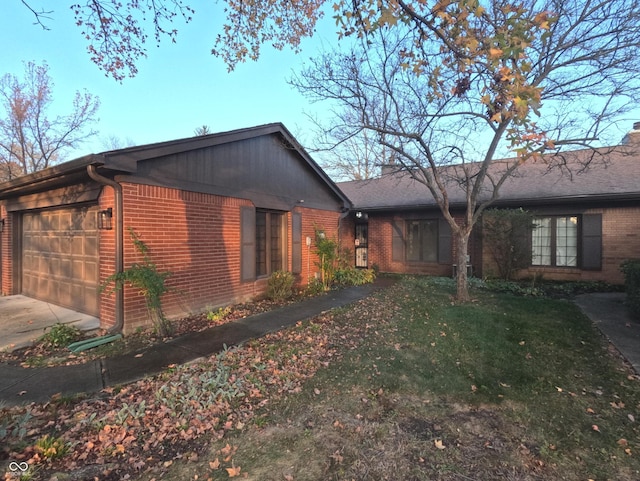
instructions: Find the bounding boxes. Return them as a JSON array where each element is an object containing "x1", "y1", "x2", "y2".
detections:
[
  {"x1": 392, "y1": 218, "x2": 452, "y2": 264},
  {"x1": 532, "y1": 216, "x2": 578, "y2": 267},
  {"x1": 256, "y1": 210, "x2": 285, "y2": 277},
  {"x1": 406, "y1": 220, "x2": 438, "y2": 262}
]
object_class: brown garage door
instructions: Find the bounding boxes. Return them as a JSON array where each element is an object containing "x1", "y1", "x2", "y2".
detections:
[{"x1": 22, "y1": 206, "x2": 99, "y2": 316}]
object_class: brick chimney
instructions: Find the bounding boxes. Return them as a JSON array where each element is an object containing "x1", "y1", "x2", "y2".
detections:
[
  {"x1": 622, "y1": 121, "x2": 640, "y2": 145},
  {"x1": 380, "y1": 163, "x2": 399, "y2": 176}
]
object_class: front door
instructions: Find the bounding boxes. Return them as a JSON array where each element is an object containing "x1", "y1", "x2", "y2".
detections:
[{"x1": 355, "y1": 223, "x2": 368, "y2": 268}]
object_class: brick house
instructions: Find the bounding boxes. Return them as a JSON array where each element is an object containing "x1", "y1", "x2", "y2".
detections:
[
  {"x1": 0, "y1": 124, "x2": 351, "y2": 333},
  {"x1": 338, "y1": 124, "x2": 640, "y2": 285}
]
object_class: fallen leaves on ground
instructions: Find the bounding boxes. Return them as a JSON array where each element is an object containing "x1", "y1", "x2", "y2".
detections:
[{"x1": 0, "y1": 288, "x2": 395, "y2": 480}]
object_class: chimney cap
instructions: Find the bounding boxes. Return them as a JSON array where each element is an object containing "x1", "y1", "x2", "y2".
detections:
[{"x1": 633, "y1": 121, "x2": 640, "y2": 131}]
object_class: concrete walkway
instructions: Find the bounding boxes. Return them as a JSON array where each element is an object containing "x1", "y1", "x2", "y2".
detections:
[
  {"x1": 0, "y1": 282, "x2": 388, "y2": 406},
  {"x1": 574, "y1": 292, "x2": 640, "y2": 373},
  {"x1": 0, "y1": 295, "x2": 99, "y2": 352}
]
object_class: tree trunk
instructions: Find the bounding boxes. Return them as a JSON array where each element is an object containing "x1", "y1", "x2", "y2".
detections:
[{"x1": 455, "y1": 230, "x2": 471, "y2": 302}]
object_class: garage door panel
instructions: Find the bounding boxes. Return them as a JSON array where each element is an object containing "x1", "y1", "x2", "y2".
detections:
[
  {"x1": 60, "y1": 258, "x2": 72, "y2": 278},
  {"x1": 47, "y1": 213, "x2": 58, "y2": 231},
  {"x1": 85, "y1": 236, "x2": 98, "y2": 256},
  {"x1": 83, "y1": 213, "x2": 97, "y2": 230},
  {"x1": 71, "y1": 236, "x2": 83, "y2": 254},
  {"x1": 85, "y1": 261, "x2": 97, "y2": 281},
  {"x1": 22, "y1": 206, "x2": 99, "y2": 316}
]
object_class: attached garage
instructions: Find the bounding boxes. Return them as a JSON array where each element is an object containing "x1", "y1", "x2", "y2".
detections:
[
  {"x1": 22, "y1": 206, "x2": 99, "y2": 316},
  {"x1": 0, "y1": 124, "x2": 351, "y2": 333}
]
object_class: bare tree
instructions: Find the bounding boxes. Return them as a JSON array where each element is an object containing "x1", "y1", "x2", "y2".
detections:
[
  {"x1": 291, "y1": 0, "x2": 640, "y2": 300},
  {"x1": 194, "y1": 125, "x2": 212, "y2": 136},
  {"x1": 0, "y1": 160, "x2": 23, "y2": 182},
  {"x1": 313, "y1": 127, "x2": 383, "y2": 181},
  {"x1": 100, "y1": 134, "x2": 136, "y2": 151},
  {"x1": 0, "y1": 61, "x2": 100, "y2": 178}
]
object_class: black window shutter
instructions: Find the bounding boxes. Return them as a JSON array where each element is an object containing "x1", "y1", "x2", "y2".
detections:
[
  {"x1": 292, "y1": 212, "x2": 302, "y2": 274},
  {"x1": 240, "y1": 206, "x2": 256, "y2": 282},
  {"x1": 392, "y1": 219, "x2": 404, "y2": 262},
  {"x1": 582, "y1": 214, "x2": 602, "y2": 271},
  {"x1": 438, "y1": 218, "x2": 452, "y2": 264}
]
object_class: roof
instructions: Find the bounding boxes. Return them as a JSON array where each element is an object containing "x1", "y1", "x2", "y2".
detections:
[
  {"x1": 0, "y1": 123, "x2": 351, "y2": 207},
  {"x1": 338, "y1": 144, "x2": 640, "y2": 211}
]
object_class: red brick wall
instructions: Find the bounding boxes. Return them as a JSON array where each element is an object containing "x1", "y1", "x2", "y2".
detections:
[
  {"x1": 0, "y1": 204, "x2": 11, "y2": 295},
  {"x1": 341, "y1": 207, "x2": 639, "y2": 285},
  {"x1": 295, "y1": 206, "x2": 341, "y2": 286},
  {"x1": 100, "y1": 183, "x2": 342, "y2": 332},
  {"x1": 340, "y1": 213, "x2": 460, "y2": 276},
  {"x1": 599, "y1": 207, "x2": 640, "y2": 283}
]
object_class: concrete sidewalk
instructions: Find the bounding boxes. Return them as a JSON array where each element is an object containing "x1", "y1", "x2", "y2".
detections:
[
  {"x1": 0, "y1": 282, "x2": 386, "y2": 406},
  {"x1": 574, "y1": 292, "x2": 640, "y2": 374}
]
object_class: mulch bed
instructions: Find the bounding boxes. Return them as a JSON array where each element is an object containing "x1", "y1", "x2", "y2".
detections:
[{"x1": 0, "y1": 293, "x2": 308, "y2": 369}]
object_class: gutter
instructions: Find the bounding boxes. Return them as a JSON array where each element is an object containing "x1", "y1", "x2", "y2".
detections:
[{"x1": 87, "y1": 164, "x2": 124, "y2": 334}]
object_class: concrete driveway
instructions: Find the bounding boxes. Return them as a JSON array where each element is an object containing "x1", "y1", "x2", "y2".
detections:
[{"x1": 0, "y1": 295, "x2": 99, "y2": 353}]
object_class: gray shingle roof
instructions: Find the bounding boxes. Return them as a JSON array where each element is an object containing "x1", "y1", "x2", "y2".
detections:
[{"x1": 338, "y1": 144, "x2": 640, "y2": 210}]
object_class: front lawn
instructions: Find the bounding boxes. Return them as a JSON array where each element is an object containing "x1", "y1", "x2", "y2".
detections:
[{"x1": 2, "y1": 276, "x2": 639, "y2": 480}]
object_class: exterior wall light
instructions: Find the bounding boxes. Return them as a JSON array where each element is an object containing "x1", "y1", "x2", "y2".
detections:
[
  {"x1": 355, "y1": 211, "x2": 368, "y2": 220},
  {"x1": 98, "y1": 208, "x2": 113, "y2": 230}
]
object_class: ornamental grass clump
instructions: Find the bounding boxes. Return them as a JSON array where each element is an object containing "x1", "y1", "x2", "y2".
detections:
[{"x1": 267, "y1": 270, "x2": 295, "y2": 300}]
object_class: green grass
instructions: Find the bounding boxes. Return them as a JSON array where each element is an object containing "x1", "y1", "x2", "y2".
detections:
[
  {"x1": 207, "y1": 276, "x2": 640, "y2": 481},
  {"x1": 370, "y1": 277, "x2": 640, "y2": 478}
]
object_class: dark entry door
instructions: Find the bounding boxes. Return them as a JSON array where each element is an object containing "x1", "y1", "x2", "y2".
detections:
[{"x1": 355, "y1": 223, "x2": 368, "y2": 268}]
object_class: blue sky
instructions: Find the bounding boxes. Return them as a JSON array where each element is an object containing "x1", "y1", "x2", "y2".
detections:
[
  {"x1": 3, "y1": 2, "x2": 640, "y2": 172},
  {"x1": 1, "y1": 2, "x2": 336, "y2": 159}
]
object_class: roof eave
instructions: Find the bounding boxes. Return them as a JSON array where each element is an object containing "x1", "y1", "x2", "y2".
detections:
[
  {"x1": 0, "y1": 155, "x2": 106, "y2": 199},
  {"x1": 351, "y1": 192, "x2": 640, "y2": 212}
]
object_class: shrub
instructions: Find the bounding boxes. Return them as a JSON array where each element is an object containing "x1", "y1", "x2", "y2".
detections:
[
  {"x1": 621, "y1": 260, "x2": 640, "y2": 319},
  {"x1": 207, "y1": 306, "x2": 232, "y2": 322},
  {"x1": 40, "y1": 323, "x2": 82, "y2": 349},
  {"x1": 334, "y1": 266, "x2": 376, "y2": 287},
  {"x1": 305, "y1": 277, "x2": 325, "y2": 296},
  {"x1": 34, "y1": 434, "x2": 69, "y2": 460},
  {"x1": 314, "y1": 228, "x2": 339, "y2": 290},
  {"x1": 267, "y1": 270, "x2": 295, "y2": 300},
  {"x1": 483, "y1": 208, "x2": 535, "y2": 280},
  {"x1": 312, "y1": 226, "x2": 377, "y2": 290}
]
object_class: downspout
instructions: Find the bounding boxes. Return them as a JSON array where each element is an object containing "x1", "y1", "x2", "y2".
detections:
[{"x1": 87, "y1": 164, "x2": 124, "y2": 334}]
